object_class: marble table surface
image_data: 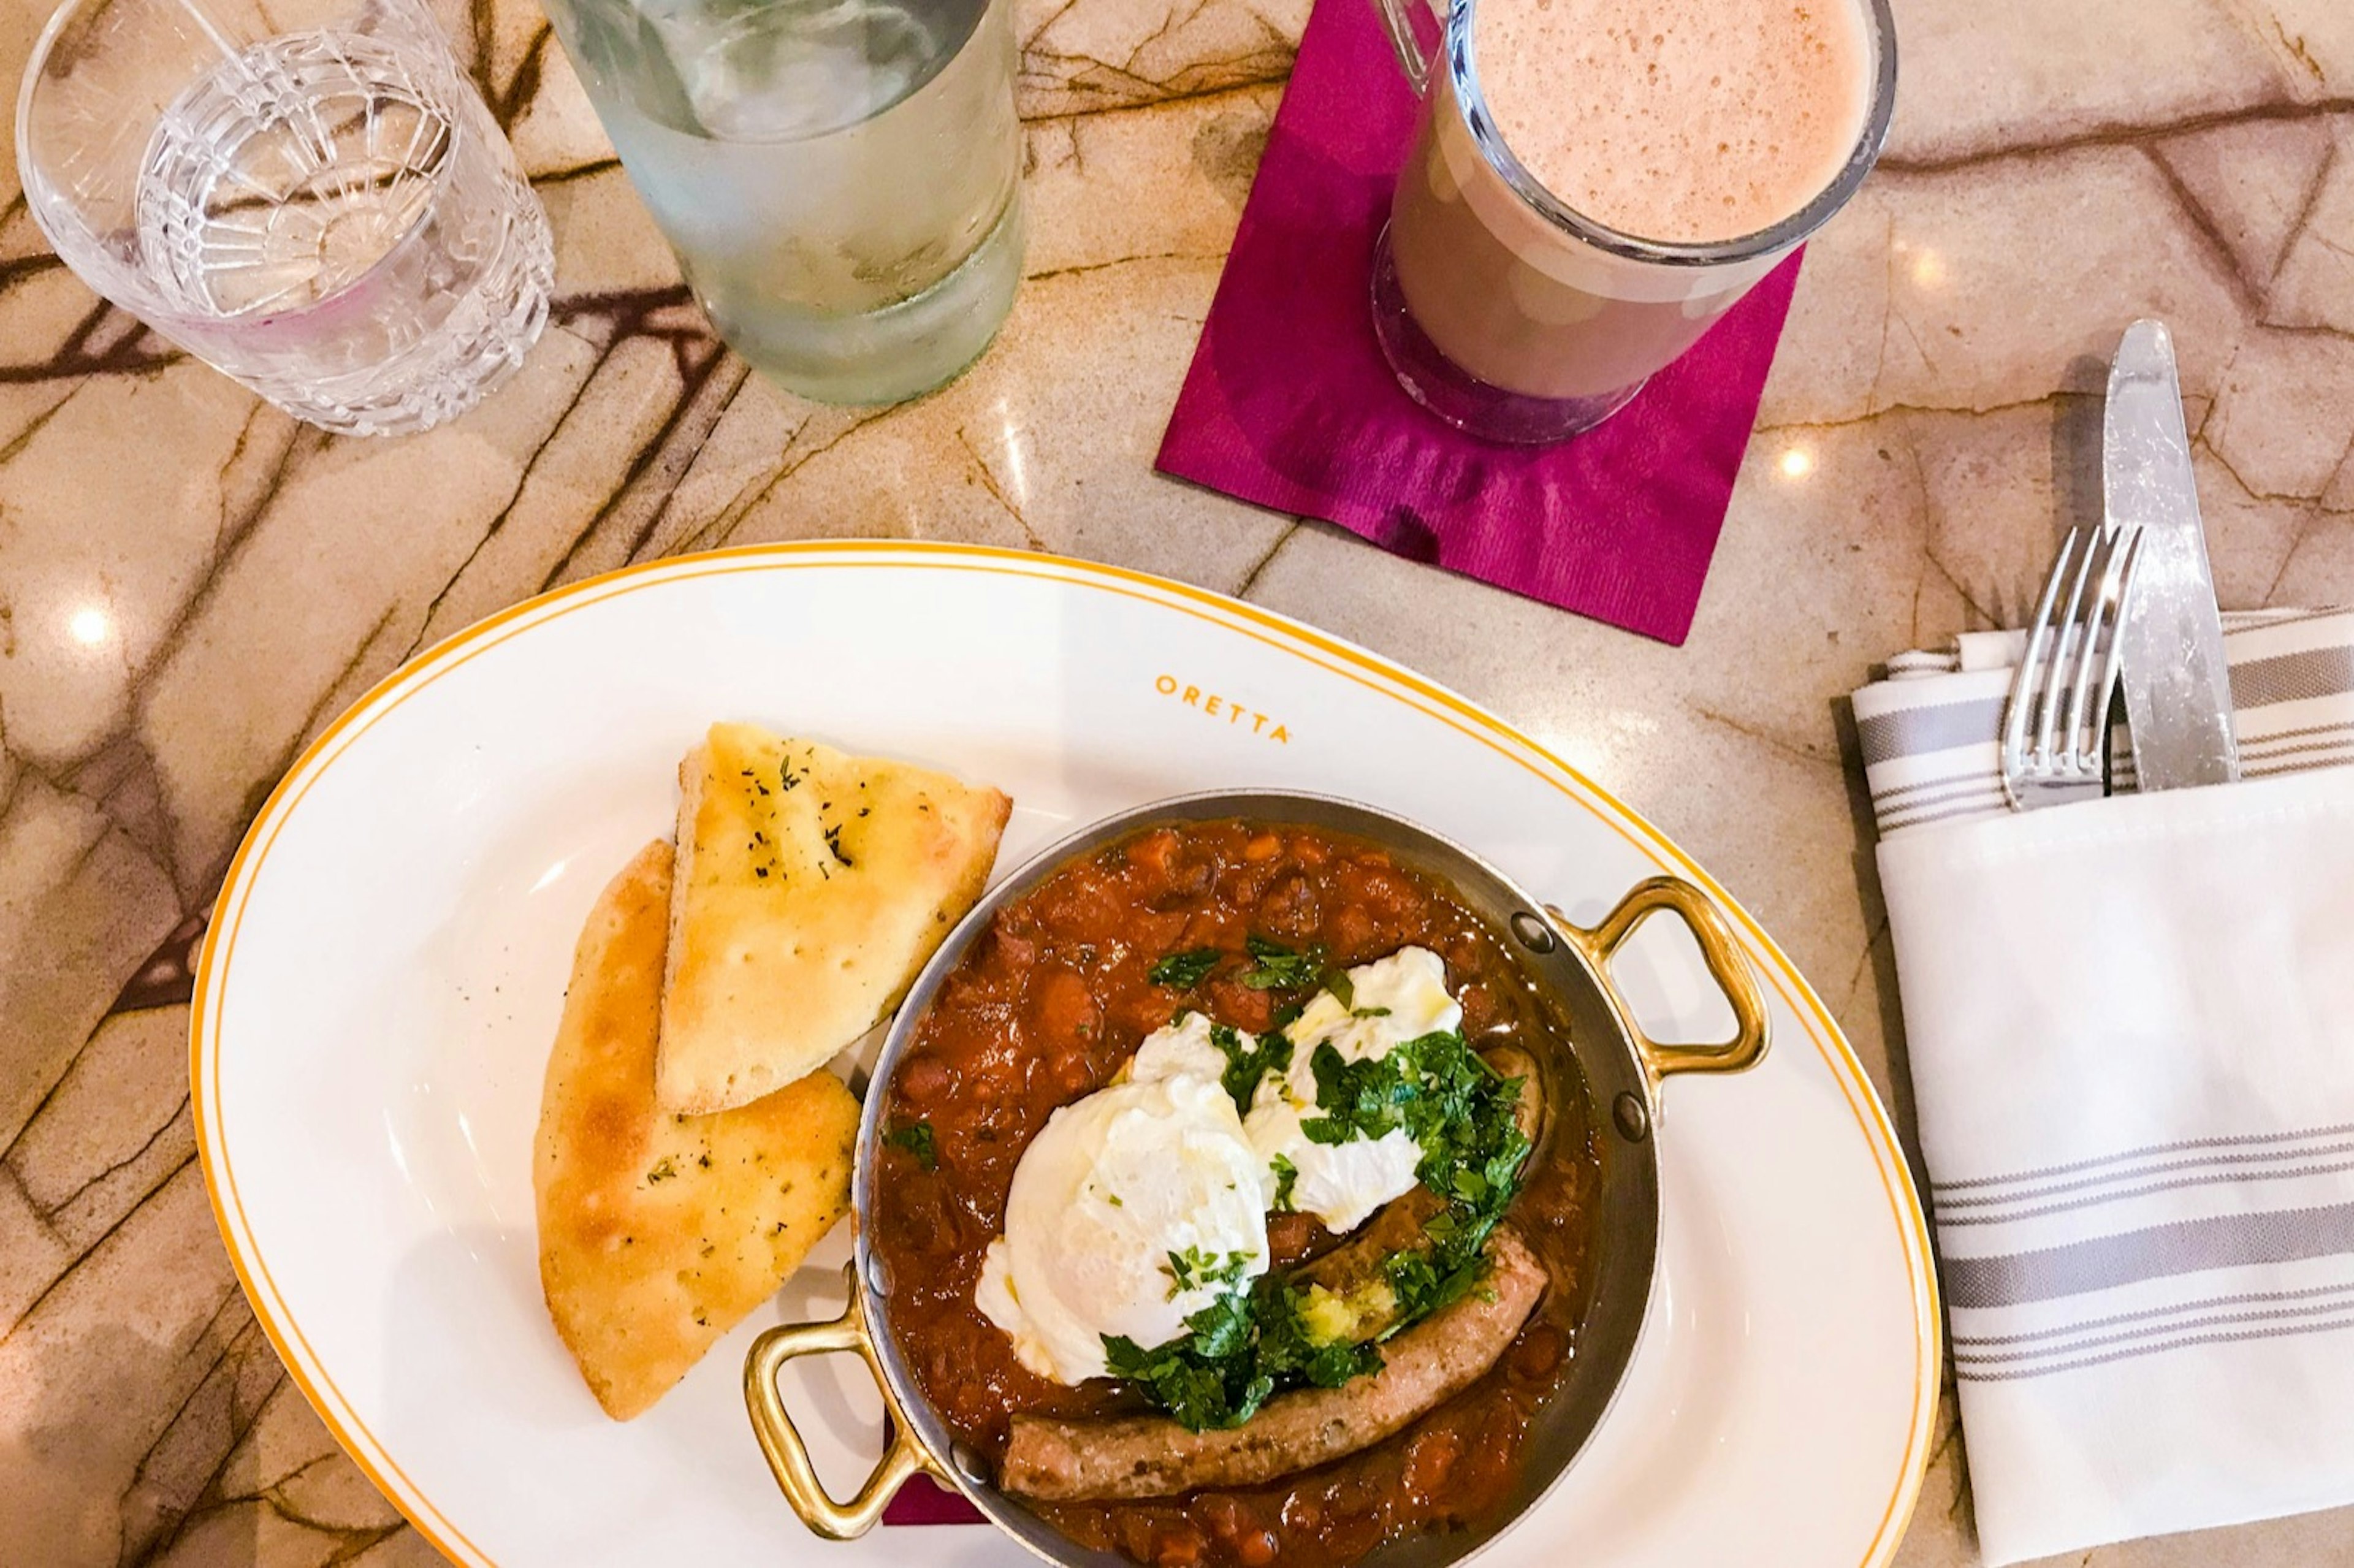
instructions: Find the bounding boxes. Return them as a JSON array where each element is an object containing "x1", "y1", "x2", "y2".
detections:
[{"x1": 4, "y1": 0, "x2": 2354, "y2": 1561}]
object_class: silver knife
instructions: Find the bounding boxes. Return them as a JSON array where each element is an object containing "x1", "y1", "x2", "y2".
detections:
[{"x1": 2108, "y1": 319, "x2": 2240, "y2": 790}]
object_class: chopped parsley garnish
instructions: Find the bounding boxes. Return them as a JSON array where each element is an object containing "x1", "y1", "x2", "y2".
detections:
[
  {"x1": 1384, "y1": 1244, "x2": 1490, "y2": 1323},
  {"x1": 1298, "y1": 1027, "x2": 1531, "y2": 1317},
  {"x1": 644, "y1": 1157, "x2": 678, "y2": 1184},
  {"x1": 1148, "y1": 948, "x2": 1222, "y2": 989},
  {"x1": 1104, "y1": 1273, "x2": 1385, "y2": 1431},
  {"x1": 1089, "y1": 954, "x2": 1534, "y2": 1435},
  {"x1": 1301, "y1": 1043, "x2": 1415, "y2": 1146},
  {"x1": 1239, "y1": 934, "x2": 1327, "y2": 991},
  {"x1": 1102, "y1": 1022, "x2": 1532, "y2": 1432},
  {"x1": 1269, "y1": 1153, "x2": 1300, "y2": 1212},
  {"x1": 823, "y1": 824, "x2": 854, "y2": 867},
  {"x1": 1164, "y1": 1245, "x2": 1257, "y2": 1299},
  {"x1": 884, "y1": 1121, "x2": 938, "y2": 1170},
  {"x1": 1209, "y1": 1021, "x2": 1292, "y2": 1116}
]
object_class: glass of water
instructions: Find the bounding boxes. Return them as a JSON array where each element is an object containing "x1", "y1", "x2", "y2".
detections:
[
  {"x1": 17, "y1": 0, "x2": 554, "y2": 436},
  {"x1": 539, "y1": 0, "x2": 1023, "y2": 405}
]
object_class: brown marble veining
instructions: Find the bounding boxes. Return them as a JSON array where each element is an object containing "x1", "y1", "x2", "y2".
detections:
[{"x1": 1, "y1": 0, "x2": 2352, "y2": 1562}]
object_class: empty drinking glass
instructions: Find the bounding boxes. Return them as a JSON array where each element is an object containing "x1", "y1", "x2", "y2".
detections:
[{"x1": 17, "y1": 0, "x2": 555, "y2": 435}]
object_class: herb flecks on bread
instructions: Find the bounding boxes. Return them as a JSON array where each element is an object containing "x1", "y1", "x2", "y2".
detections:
[
  {"x1": 534, "y1": 840, "x2": 861, "y2": 1420},
  {"x1": 657, "y1": 723, "x2": 1011, "y2": 1114}
]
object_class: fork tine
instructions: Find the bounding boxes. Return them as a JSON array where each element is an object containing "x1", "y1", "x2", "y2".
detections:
[
  {"x1": 2006, "y1": 529, "x2": 2081, "y2": 774},
  {"x1": 2033, "y1": 530, "x2": 2101, "y2": 767},
  {"x1": 2059, "y1": 528, "x2": 2133, "y2": 769},
  {"x1": 2003, "y1": 525, "x2": 2146, "y2": 810}
]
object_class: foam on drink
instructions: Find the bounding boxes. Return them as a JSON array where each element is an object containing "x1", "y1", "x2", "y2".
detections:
[{"x1": 1472, "y1": 0, "x2": 1872, "y2": 244}]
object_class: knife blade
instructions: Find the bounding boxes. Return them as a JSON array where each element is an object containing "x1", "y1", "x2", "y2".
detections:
[{"x1": 2107, "y1": 318, "x2": 2239, "y2": 790}]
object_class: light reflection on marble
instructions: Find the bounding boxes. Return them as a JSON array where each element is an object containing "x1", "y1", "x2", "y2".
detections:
[{"x1": 0, "y1": 0, "x2": 2350, "y2": 1561}]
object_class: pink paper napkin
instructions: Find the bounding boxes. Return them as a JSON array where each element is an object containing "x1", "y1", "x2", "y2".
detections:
[
  {"x1": 884, "y1": 1471, "x2": 984, "y2": 1526},
  {"x1": 1155, "y1": 0, "x2": 1803, "y2": 646}
]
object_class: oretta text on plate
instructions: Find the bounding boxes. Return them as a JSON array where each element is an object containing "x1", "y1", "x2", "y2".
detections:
[{"x1": 1156, "y1": 674, "x2": 1293, "y2": 743}]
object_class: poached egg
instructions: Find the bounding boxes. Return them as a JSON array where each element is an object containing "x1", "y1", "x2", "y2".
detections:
[
  {"x1": 974, "y1": 948, "x2": 1461, "y2": 1385},
  {"x1": 1244, "y1": 946, "x2": 1462, "y2": 1233},
  {"x1": 975, "y1": 1013, "x2": 1270, "y2": 1384}
]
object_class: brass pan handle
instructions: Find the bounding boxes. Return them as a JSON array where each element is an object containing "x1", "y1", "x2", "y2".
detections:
[
  {"x1": 1553, "y1": 876, "x2": 1770, "y2": 1081},
  {"x1": 744, "y1": 1263, "x2": 943, "y2": 1539}
]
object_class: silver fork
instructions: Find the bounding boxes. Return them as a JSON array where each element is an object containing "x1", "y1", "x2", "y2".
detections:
[{"x1": 2000, "y1": 525, "x2": 2146, "y2": 811}]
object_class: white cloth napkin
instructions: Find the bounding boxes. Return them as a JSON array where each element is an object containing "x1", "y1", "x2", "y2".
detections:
[{"x1": 1857, "y1": 612, "x2": 2354, "y2": 1566}]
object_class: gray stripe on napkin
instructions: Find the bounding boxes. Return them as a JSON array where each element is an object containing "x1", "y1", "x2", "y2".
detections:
[
  {"x1": 1857, "y1": 696, "x2": 2006, "y2": 766},
  {"x1": 1938, "y1": 1156, "x2": 2354, "y2": 1227},
  {"x1": 1935, "y1": 1139, "x2": 2354, "y2": 1214},
  {"x1": 2244, "y1": 718, "x2": 2354, "y2": 750},
  {"x1": 2245, "y1": 734, "x2": 2354, "y2": 769},
  {"x1": 1955, "y1": 1296, "x2": 2354, "y2": 1366},
  {"x1": 1953, "y1": 1279, "x2": 2354, "y2": 1348},
  {"x1": 1882, "y1": 790, "x2": 2012, "y2": 833},
  {"x1": 1873, "y1": 773, "x2": 1998, "y2": 806},
  {"x1": 2232, "y1": 646, "x2": 2354, "y2": 709},
  {"x1": 1954, "y1": 1311, "x2": 2354, "y2": 1382},
  {"x1": 1943, "y1": 1201, "x2": 2354, "y2": 1308},
  {"x1": 1933, "y1": 1121, "x2": 2354, "y2": 1194},
  {"x1": 1873, "y1": 778, "x2": 2006, "y2": 815}
]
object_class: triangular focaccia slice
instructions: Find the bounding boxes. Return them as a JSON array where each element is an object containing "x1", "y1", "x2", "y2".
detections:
[
  {"x1": 535, "y1": 840, "x2": 861, "y2": 1420},
  {"x1": 657, "y1": 723, "x2": 1011, "y2": 1114}
]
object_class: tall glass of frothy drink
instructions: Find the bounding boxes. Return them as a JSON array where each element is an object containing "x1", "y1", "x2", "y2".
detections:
[{"x1": 1371, "y1": 0, "x2": 1895, "y2": 443}]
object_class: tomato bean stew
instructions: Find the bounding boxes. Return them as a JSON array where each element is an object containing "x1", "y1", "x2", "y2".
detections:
[{"x1": 872, "y1": 820, "x2": 1604, "y2": 1568}]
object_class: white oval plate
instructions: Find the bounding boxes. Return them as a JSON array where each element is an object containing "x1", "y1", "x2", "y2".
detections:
[{"x1": 194, "y1": 542, "x2": 1937, "y2": 1568}]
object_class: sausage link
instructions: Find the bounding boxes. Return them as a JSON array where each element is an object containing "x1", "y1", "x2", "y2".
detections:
[{"x1": 999, "y1": 1226, "x2": 1548, "y2": 1501}]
